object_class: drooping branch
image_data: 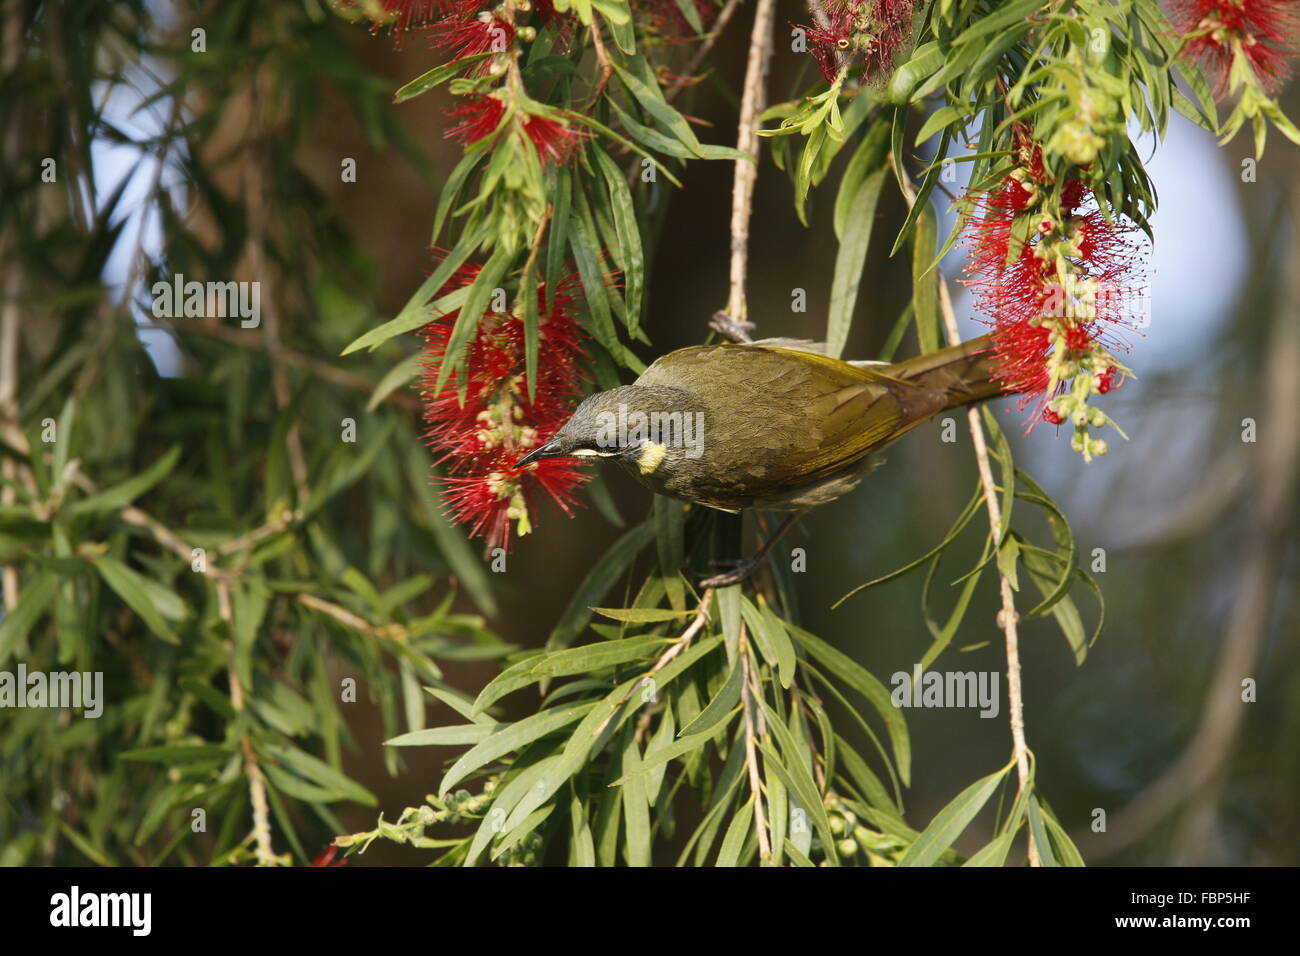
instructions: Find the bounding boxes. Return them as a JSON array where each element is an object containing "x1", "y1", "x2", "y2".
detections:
[{"x1": 895, "y1": 160, "x2": 1040, "y2": 866}]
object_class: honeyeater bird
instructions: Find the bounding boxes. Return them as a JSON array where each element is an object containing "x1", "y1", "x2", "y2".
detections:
[{"x1": 517, "y1": 334, "x2": 1006, "y2": 586}]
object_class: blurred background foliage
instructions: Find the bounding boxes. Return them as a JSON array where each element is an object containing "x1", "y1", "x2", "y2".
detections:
[{"x1": 0, "y1": 0, "x2": 1295, "y2": 865}]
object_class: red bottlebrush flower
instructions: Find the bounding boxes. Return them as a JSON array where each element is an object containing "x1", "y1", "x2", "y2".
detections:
[
  {"x1": 799, "y1": 0, "x2": 915, "y2": 84},
  {"x1": 522, "y1": 113, "x2": 591, "y2": 165},
  {"x1": 418, "y1": 261, "x2": 592, "y2": 552},
  {"x1": 1169, "y1": 0, "x2": 1299, "y2": 96},
  {"x1": 805, "y1": 12, "x2": 854, "y2": 83},
  {"x1": 961, "y1": 166, "x2": 1145, "y2": 427},
  {"x1": 1095, "y1": 367, "x2": 1119, "y2": 394},
  {"x1": 1043, "y1": 407, "x2": 1065, "y2": 426},
  {"x1": 428, "y1": 0, "x2": 515, "y2": 74},
  {"x1": 444, "y1": 94, "x2": 506, "y2": 146}
]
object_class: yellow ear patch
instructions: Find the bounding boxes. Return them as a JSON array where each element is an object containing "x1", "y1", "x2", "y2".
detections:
[{"x1": 637, "y1": 442, "x2": 668, "y2": 474}]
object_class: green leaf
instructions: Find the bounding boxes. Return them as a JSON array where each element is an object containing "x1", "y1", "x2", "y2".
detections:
[
  {"x1": 1028, "y1": 795, "x2": 1058, "y2": 867},
  {"x1": 898, "y1": 765, "x2": 1010, "y2": 867},
  {"x1": 911, "y1": 203, "x2": 940, "y2": 353},
  {"x1": 834, "y1": 122, "x2": 891, "y2": 242},
  {"x1": 472, "y1": 636, "x2": 668, "y2": 713},
  {"x1": 384, "y1": 724, "x2": 501, "y2": 747},
  {"x1": 740, "y1": 597, "x2": 796, "y2": 689},
  {"x1": 366, "y1": 350, "x2": 424, "y2": 412},
  {"x1": 593, "y1": 149, "x2": 645, "y2": 338},
  {"x1": 340, "y1": 220, "x2": 486, "y2": 355},
  {"x1": 263, "y1": 742, "x2": 377, "y2": 807},
  {"x1": 0, "y1": 571, "x2": 58, "y2": 664},
  {"x1": 756, "y1": 738, "x2": 838, "y2": 867},
  {"x1": 716, "y1": 796, "x2": 755, "y2": 867},
  {"x1": 787, "y1": 625, "x2": 910, "y2": 785},
  {"x1": 886, "y1": 41, "x2": 944, "y2": 104},
  {"x1": 835, "y1": 483, "x2": 982, "y2": 607},
  {"x1": 440, "y1": 701, "x2": 595, "y2": 795},
  {"x1": 94, "y1": 556, "x2": 178, "y2": 644},
  {"x1": 1041, "y1": 804, "x2": 1086, "y2": 867},
  {"x1": 393, "y1": 53, "x2": 493, "y2": 103},
  {"x1": 677, "y1": 660, "x2": 743, "y2": 738},
  {"x1": 962, "y1": 826, "x2": 1019, "y2": 867},
  {"x1": 826, "y1": 167, "x2": 886, "y2": 359},
  {"x1": 591, "y1": 606, "x2": 691, "y2": 624},
  {"x1": 620, "y1": 732, "x2": 652, "y2": 866},
  {"x1": 66, "y1": 445, "x2": 181, "y2": 518},
  {"x1": 610, "y1": 59, "x2": 702, "y2": 152},
  {"x1": 433, "y1": 242, "x2": 515, "y2": 394}
]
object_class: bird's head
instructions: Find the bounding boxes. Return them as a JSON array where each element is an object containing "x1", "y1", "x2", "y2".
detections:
[{"x1": 516, "y1": 384, "x2": 704, "y2": 478}]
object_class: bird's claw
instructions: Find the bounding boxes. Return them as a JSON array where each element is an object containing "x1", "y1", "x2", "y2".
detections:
[
  {"x1": 700, "y1": 557, "x2": 759, "y2": 589},
  {"x1": 709, "y1": 310, "x2": 755, "y2": 344}
]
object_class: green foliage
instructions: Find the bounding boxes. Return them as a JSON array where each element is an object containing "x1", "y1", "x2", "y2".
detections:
[
  {"x1": 0, "y1": 0, "x2": 503, "y2": 866},
  {"x1": 6, "y1": 0, "x2": 1293, "y2": 868}
]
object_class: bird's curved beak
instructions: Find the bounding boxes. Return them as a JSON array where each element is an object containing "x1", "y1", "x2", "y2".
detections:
[{"x1": 516, "y1": 437, "x2": 565, "y2": 469}]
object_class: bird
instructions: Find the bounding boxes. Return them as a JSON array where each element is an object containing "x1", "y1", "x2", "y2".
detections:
[{"x1": 517, "y1": 333, "x2": 1007, "y2": 586}]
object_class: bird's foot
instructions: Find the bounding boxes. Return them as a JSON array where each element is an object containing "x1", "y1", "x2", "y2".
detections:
[
  {"x1": 709, "y1": 310, "x2": 754, "y2": 344},
  {"x1": 700, "y1": 556, "x2": 760, "y2": 589}
]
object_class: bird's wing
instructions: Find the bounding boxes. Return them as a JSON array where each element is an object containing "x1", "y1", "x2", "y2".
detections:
[{"x1": 637, "y1": 345, "x2": 930, "y2": 493}]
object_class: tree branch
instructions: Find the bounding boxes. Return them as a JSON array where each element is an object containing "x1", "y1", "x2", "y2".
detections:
[{"x1": 711, "y1": 0, "x2": 776, "y2": 344}]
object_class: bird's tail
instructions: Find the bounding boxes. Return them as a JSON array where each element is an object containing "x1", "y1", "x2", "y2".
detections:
[{"x1": 884, "y1": 334, "x2": 1004, "y2": 411}]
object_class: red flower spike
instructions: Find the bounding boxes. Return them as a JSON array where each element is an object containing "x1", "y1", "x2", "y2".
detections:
[
  {"x1": 1169, "y1": 0, "x2": 1299, "y2": 96},
  {"x1": 443, "y1": 95, "x2": 506, "y2": 146},
  {"x1": 522, "y1": 114, "x2": 591, "y2": 165},
  {"x1": 428, "y1": 0, "x2": 516, "y2": 74},
  {"x1": 799, "y1": 0, "x2": 915, "y2": 84},
  {"x1": 418, "y1": 262, "x2": 591, "y2": 552},
  {"x1": 961, "y1": 165, "x2": 1145, "y2": 426}
]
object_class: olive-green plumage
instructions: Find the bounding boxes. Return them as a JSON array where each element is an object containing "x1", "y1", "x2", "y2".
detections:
[{"x1": 518, "y1": 334, "x2": 1002, "y2": 513}]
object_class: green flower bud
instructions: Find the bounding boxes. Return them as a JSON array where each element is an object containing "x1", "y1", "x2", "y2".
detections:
[{"x1": 837, "y1": 838, "x2": 859, "y2": 857}]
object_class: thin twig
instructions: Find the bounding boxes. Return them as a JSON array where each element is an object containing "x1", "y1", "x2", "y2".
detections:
[
  {"x1": 666, "y1": 0, "x2": 744, "y2": 103},
  {"x1": 739, "y1": 625, "x2": 772, "y2": 861},
  {"x1": 587, "y1": 20, "x2": 613, "y2": 107},
  {"x1": 220, "y1": 580, "x2": 278, "y2": 866},
  {"x1": 296, "y1": 592, "x2": 408, "y2": 641},
  {"x1": 712, "y1": 0, "x2": 776, "y2": 343},
  {"x1": 591, "y1": 588, "x2": 713, "y2": 739},
  {"x1": 895, "y1": 159, "x2": 1039, "y2": 865},
  {"x1": 938, "y1": 249, "x2": 1039, "y2": 867}
]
